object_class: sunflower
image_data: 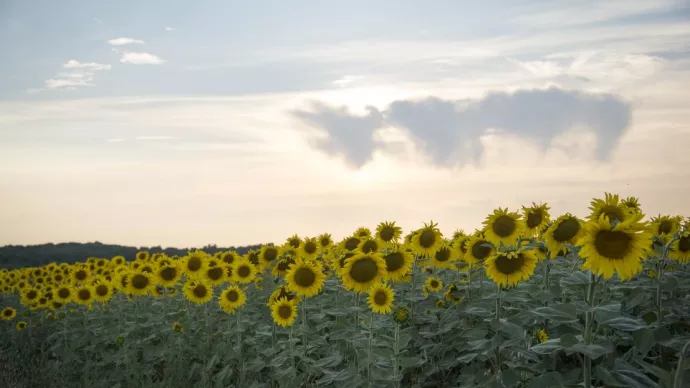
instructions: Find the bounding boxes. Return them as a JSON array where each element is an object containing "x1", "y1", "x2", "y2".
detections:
[
  {"x1": 368, "y1": 283, "x2": 394, "y2": 314},
  {"x1": 358, "y1": 238, "x2": 381, "y2": 254},
  {"x1": 382, "y1": 249, "x2": 414, "y2": 282},
  {"x1": 483, "y1": 208, "x2": 526, "y2": 246},
  {"x1": 16, "y1": 321, "x2": 27, "y2": 331},
  {"x1": 93, "y1": 281, "x2": 113, "y2": 303},
  {"x1": 537, "y1": 329, "x2": 548, "y2": 343},
  {"x1": 485, "y1": 248, "x2": 538, "y2": 288},
  {"x1": 300, "y1": 237, "x2": 320, "y2": 260},
  {"x1": 588, "y1": 193, "x2": 634, "y2": 223},
  {"x1": 425, "y1": 277, "x2": 443, "y2": 293},
  {"x1": 232, "y1": 258, "x2": 258, "y2": 284},
  {"x1": 172, "y1": 322, "x2": 183, "y2": 333},
  {"x1": 271, "y1": 297, "x2": 299, "y2": 327},
  {"x1": 113, "y1": 271, "x2": 130, "y2": 292},
  {"x1": 183, "y1": 279, "x2": 214, "y2": 304},
  {"x1": 375, "y1": 221, "x2": 402, "y2": 247},
  {"x1": 340, "y1": 236, "x2": 362, "y2": 252},
  {"x1": 285, "y1": 259, "x2": 325, "y2": 297},
  {"x1": 285, "y1": 234, "x2": 302, "y2": 249},
  {"x1": 126, "y1": 270, "x2": 155, "y2": 296},
  {"x1": 182, "y1": 250, "x2": 209, "y2": 277},
  {"x1": 649, "y1": 215, "x2": 682, "y2": 241},
  {"x1": 245, "y1": 250, "x2": 261, "y2": 267},
  {"x1": 53, "y1": 285, "x2": 72, "y2": 304},
  {"x1": 452, "y1": 230, "x2": 467, "y2": 242},
  {"x1": 21, "y1": 288, "x2": 41, "y2": 305},
  {"x1": 429, "y1": 243, "x2": 458, "y2": 269},
  {"x1": 317, "y1": 233, "x2": 333, "y2": 251},
  {"x1": 203, "y1": 260, "x2": 228, "y2": 286},
  {"x1": 444, "y1": 283, "x2": 463, "y2": 305},
  {"x1": 258, "y1": 245, "x2": 281, "y2": 271},
  {"x1": 340, "y1": 252, "x2": 387, "y2": 293},
  {"x1": 1, "y1": 307, "x2": 17, "y2": 320},
  {"x1": 220, "y1": 251, "x2": 240, "y2": 267},
  {"x1": 271, "y1": 257, "x2": 295, "y2": 277},
  {"x1": 435, "y1": 299, "x2": 447, "y2": 308},
  {"x1": 71, "y1": 266, "x2": 91, "y2": 285},
  {"x1": 669, "y1": 231, "x2": 690, "y2": 264},
  {"x1": 543, "y1": 214, "x2": 585, "y2": 254},
  {"x1": 393, "y1": 306, "x2": 410, "y2": 324},
  {"x1": 622, "y1": 196, "x2": 641, "y2": 212},
  {"x1": 155, "y1": 263, "x2": 182, "y2": 287},
  {"x1": 268, "y1": 286, "x2": 301, "y2": 306},
  {"x1": 74, "y1": 285, "x2": 96, "y2": 307},
  {"x1": 410, "y1": 222, "x2": 444, "y2": 257},
  {"x1": 135, "y1": 251, "x2": 149, "y2": 262},
  {"x1": 354, "y1": 227, "x2": 372, "y2": 239},
  {"x1": 522, "y1": 203, "x2": 551, "y2": 236},
  {"x1": 579, "y1": 214, "x2": 652, "y2": 281},
  {"x1": 463, "y1": 235, "x2": 495, "y2": 265},
  {"x1": 219, "y1": 286, "x2": 246, "y2": 314}
]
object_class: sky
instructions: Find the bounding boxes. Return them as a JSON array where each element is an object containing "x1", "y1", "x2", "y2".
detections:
[{"x1": 1, "y1": 0, "x2": 690, "y2": 248}]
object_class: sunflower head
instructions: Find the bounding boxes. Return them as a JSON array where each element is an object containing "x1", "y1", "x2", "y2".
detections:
[
  {"x1": 204, "y1": 260, "x2": 227, "y2": 286},
  {"x1": 358, "y1": 238, "x2": 380, "y2": 254},
  {"x1": 392, "y1": 306, "x2": 410, "y2": 324},
  {"x1": 485, "y1": 248, "x2": 538, "y2": 288},
  {"x1": 522, "y1": 203, "x2": 551, "y2": 236},
  {"x1": 649, "y1": 215, "x2": 682, "y2": 241},
  {"x1": 16, "y1": 321, "x2": 27, "y2": 331},
  {"x1": 272, "y1": 257, "x2": 296, "y2": 278},
  {"x1": 430, "y1": 243, "x2": 458, "y2": 269},
  {"x1": 74, "y1": 285, "x2": 95, "y2": 307},
  {"x1": 172, "y1": 322, "x2": 183, "y2": 333},
  {"x1": 670, "y1": 231, "x2": 690, "y2": 264},
  {"x1": 300, "y1": 237, "x2": 320, "y2": 259},
  {"x1": 317, "y1": 233, "x2": 333, "y2": 250},
  {"x1": 221, "y1": 251, "x2": 240, "y2": 266},
  {"x1": 463, "y1": 235, "x2": 495, "y2": 265},
  {"x1": 126, "y1": 270, "x2": 154, "y2": 296},
  {"x1": 285, "y1": 234, "x2": 302, "y2": 249},
  {"x1": 383, "y1": 249, "x2": 414, "y2": 282},
  {"x1": 219, "y1": 286, "x2": 247, "y2": 314},
  {"x1": 410, "y1": 222, "x2": 444, "y2": 257},
  {"x1": 340, "y1": 252, "x2": 387, "y2": 293},
  {"x1": 1, "y1": 307, "x2": 17, "y2": 320},
  {"x1": 544, "y1": 214, "x2": 584, "y2": 253},
  {"x1": 537, "y1": 329, "x2": 548, "y2": 343},
  {"x1": 621, "y1": 196, "x2": 641, "y2": 212},
  {"x1": 183, "y1": 279, "x2": 214, "y2": 304},
  {"x1": 135, "y1": 251, "x2": 150, "y2": 262},
  {"x1": 375, "y1": 221, "x2": 402, "y2": 247},
  {"x1": 340, "y1": 236, "x2": 362, "y2": 252},
  {"x1": 354, "y1": 227, "x2": 372, "y2": 239},
  {"x1": 588, "y1": 193, "x2": 635, "y2": 224},
  {"x1": 232, "y1": 259, "x2": 257, "y2": 284},
  {"x1": 258, "y1": 245, "x2": 281, "y2": 270},
  {"x1": 271, "y1": 297, "x2": 299, "y2": 327},
  {"x1": 368, "y1": 283, "x2": 394, "y2": 314},
  {"x1": 156, "y1": 263, "x2": 182, "y2": 287},
  {"x1": 183, "y1": 250, "x2": 209, "y2": 275},
  {"x1": 285, "y1": 259, "x2": 325, "y2": 297},
  {"x1": 425, "y1": 277, "x2": 443, "y2": 293},
  {"x1": 483, "y1": 208, "x2": 526, "y2": 246}
]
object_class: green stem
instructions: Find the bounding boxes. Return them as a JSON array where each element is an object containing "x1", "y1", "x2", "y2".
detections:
[
  {"x1": 237, "y1": 308, "x2": 244, "y2": 385},
  {"x1": 368, "y1": 312, "x2": 374, "y2": 385},
  {"x1": 302, "y1": 297, "x2": 308, "y2": 353},
  {"x1": 583, "y1": 272, "x2": 598, "y2": 388},
  {"x1": 468, "y1": 264, "x2": 473, "y2": 303},
  {"x1": 673, "y1": 339, "x2": 690, "y2": 388},
  {"x1": 411, "y1": 256, "x2": 418, "y2": 318},
  {"x1": 495, "y1": 285, "x2": 502, "y2": 374},
  {"x1": 289, "y1": 326, "x2": 295, "y2": 371},
  {"x1": 393, "y1": 323, "x2": 400, "y2": 388}
]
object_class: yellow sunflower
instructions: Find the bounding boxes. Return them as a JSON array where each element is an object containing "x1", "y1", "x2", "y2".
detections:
[
  {"x1": 375, "y1": 221, "x2": 402, "y2": 247},
  {"x1": 410, "y1": 222, "x2": 444, "y2": 257},
  {"x1": 218, "y1": 286, "x2": 246, "y2": 314},
  {"x1": 354, "y1": 227, "x2": 372, "y2": 239},
  {"x1": 382, "y1": 249, "x2": 414, "y2": 282},
  {"x1": 73, "y1": 285, "x2": 96, "y2": 307},
  {"x1": 485, "y1": 248, "x2": 538, "y2": 288},
  {"x1": 183, "y1": 279, "x2": 213, "y2": 304},
  {"x1": 483, "y1": 208, "x2": 526, "y2": 246},
  {"x1": 16, "y1": 321, "x2": 27, "y2": 331},
  {"x1": 267, "y1": 285, "x2": 300, "y2": 307},
  {"x1": 300, "y1": 237, "x2": 320, "y2": 260},
  {"x1": 358, "y1": 238, "x2": 381, "y2": 254},
  {"x1": 71, "y1": 265, "x2": 91, "y2": 285},
  {"x1": 522, "y1": 203, "x2": 551, "y2": 236},
  {"x1": 172, "y1": 322, "x2": 183, "y2": 333},
  {"x1": 258, "y1": 245, "x2": 281, "y2": 271},
  {"x1": 155, "y1": 263, "x2": 182, "y2": 287},
  {"x1": 579, "y1": 214, "x2": 652, "y2": 281},
  {"x1": 126, "y1": 270, "x2": 155, "y2": 296},
  {"x1": 182, "y1": 250, "x2": 209, "y2": 277},
  {"x1": 220, "y1": 251, "x2": 240, "y2": 267},
  {"x1": 285, "y1": 259, "x2": 326, "y2": 297},
  {"x1": 340, "y1": 252, "x2": 387, "y2": 293},
  {"x1": 537, "y1": 329, "x2": 548, "y2": 343},
  {"x1": 368, "y1": 283, "x2": 394, "y2": 314},
  {"x1": 543, "y1": 214, "x2": 585, "y2": 254},
  {"x1": 444, "y1": 283, "x2": 463, "y2": 305},
  {"x1": 231, "y1": 258, "x2": 257, "y2": 284},
  {"x1": 271, "y1": 257, "x2": 296, "y2": 278},
  {"x1": 135, "y1": 251, "x2": 149, "y2": 261},
  {"x1": 425, "y1": 277, "x2": 443, "y2": 293},
  {"x1": 649, "y1": 215, "x2": 682, "y2": 241},
  {"x1": 93, "y1": 281, "x2": 114, "y2": 303},
  {"x1": 53, "y1": 285, "x2": 73, "y2": 304},
  {"x1": 340, "y1": 235, "x2": 363, "y2": 252},
  {"x1": 429, "y1": 242, "x2": 458, "y2": 269},
  {"x1": 1, "y1": 306, "x2": 17, "y2": 320},
  {"x1": 317, "y1": 233, "x2": 334, "y2": 251},
  {"x1": 622, "y1": 196, "x2": 641, "y2": 213},
  {"x1": 588, "y1": 192, "x2": 635, "y2": 223},
  {"x1": 21, "y1": 288, "x2": 41, "y2": 306},
  {"x1": 669, "y1": 231, "x2": 690, "y2": 264},
  {"x1": 463, "y1": 235, "x2": 495, "y2": 265},
  {"x1": 203, "y1": 260, "x2": 228, "y2": 286},
  {"x1": 285, "y1": 234, "x2": 302, "y2": 250},
  {"x1": 271, "y1": 297, "x2": 299, "y2": 327}
]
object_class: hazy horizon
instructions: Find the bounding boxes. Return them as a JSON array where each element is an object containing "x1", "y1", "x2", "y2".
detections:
[{"x1": 2, "y1": 0, "x2": 690, "y2": 248}]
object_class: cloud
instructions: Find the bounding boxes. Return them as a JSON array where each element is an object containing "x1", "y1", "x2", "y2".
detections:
[
  {"x1": 292, "y1": 102, "x2": 384, "y2": 168},
  {"x1": 63, "y1": 60, "x2": 111, "y2": 71},
  {"x1": 108, "y1": 37, "x2": 145, "y2": 46},
  {"x1": 165, "y1": 27, "x2": 176, "y2": 31},
  {"x1": 44, "y1": 78, "x2": 95, "y2": 89},
  {"x1": 292, "y1": 87, "x2": 631, "y2": 168},
  {"x1": 120, "y1": 52, "x2": 165, "y2": 65}
]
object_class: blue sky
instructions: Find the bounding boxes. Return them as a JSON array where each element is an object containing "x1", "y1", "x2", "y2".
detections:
[{"x1": 1, "y1": 0, "x2": 689, "y2": 247}]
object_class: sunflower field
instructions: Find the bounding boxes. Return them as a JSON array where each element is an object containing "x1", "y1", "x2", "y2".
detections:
[{"x1": 1, "y1": 193, "x2": 690, "y2": 388}]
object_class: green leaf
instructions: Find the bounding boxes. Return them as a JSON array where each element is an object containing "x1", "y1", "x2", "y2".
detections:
[
  {"x1": 530, "y1": 339, "x2": 563, "y2": 355},
  {"x1": 634, "y1": 358, "x2": 673, "y2": 387},
  {"x1": 560, "y1": 334, "x2": 579, "y2": 348},
  {"x1": 596, "y1": 316, "x2": 647, "y2": 332},
  {"x1": 531, "y1": 304, "x2": 578, "y2": 323},
  {"x1": 567, "y1": 343, "x2": 611, "y2": 359}
]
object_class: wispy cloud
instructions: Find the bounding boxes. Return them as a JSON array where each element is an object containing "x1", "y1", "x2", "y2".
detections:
[
  {"x1": 63, "y1": 60, "x2": 111, "y2": 71},
  {"x1": 108, "y1": 37, "x2": 145, "y2": 46},
  {"x1": 120, "y1": 52, "x2": 165, "y2": 65},
  {"x1": 38, "y1": 60, "x2": 112, "y2": 91}
]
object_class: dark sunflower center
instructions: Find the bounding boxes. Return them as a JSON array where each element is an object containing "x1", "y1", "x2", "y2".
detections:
[
  {"x1": 278, "y1": 305, "x2": 292, "y2": 319},
  {"x1": 361, "y1": 240, "x2": 378, "y2": 254},
  {"x1": 27, "y1": 290, "x2": 38, "y2": 299},
  {"x1": 55, "y1": 274, "x2": 63, "y2": 282},
  {"x1": 380, "y1": 227, "x2": 395, "y2": 242},
  {"x1": 294, "y1": 267, "x2": 316, "y2": 287},
  {"x1": 494, "y1": 254, "x2": 525, "y2": 275},
  {"x1": 223, "y1": 254, "x2": 236, "y2": 265},
  {"x1": 263, "y1": 249, "x2": 278, "y2": 262},
  {"x1": 345, "y1": 237, "x2": 361, "y2": 251},
  {"x1": 3, "y1": 310, "x2": 12, "y2": 316},
  {"x1": 419, "y1": 230, "x2": 437, "y2": 248},
  {"x1": 471, "y1": 240, "x2": 492, "y2": 260},
  {"x1": 319, "y1": 237, "x2": 331, "y2": 247},
  {"x1": 303, "y1": 241, "x2": 318, "y2": 255},
  {"x1": 141, "y1": 266, "x2": 153, "y2": 273},
  {"x1": 160, "y1": 267, "x2": 177, "y2": 281},
  {"x1": 237, "y1": 265, "x2": 251, "y2": 278},
  {"x1": 75, "y1": 270, "x2": 87, "y2": 281},
  {"x1": 78, "y1": 289, "x2": 91, "y2": 300},
  {"x1": 492, "y1": 216, "x2": 517, "y2": 237},
  {"x1": 384, "y1": 252, "x2": 405, "y2": 272},
  {"x1": 131, "y1": 274, "x2": 149, "y2": 289},
  {"x1": 594, "y1": 230, "x2": 632, "y2": 259},
  {"x1": 679, "y1": 236, "x2": 690, "y2": 252},
  {"x1": 430, "y1": 280, "x2": 439, "y2": 288},
  {"x1": 193, "y1": 284, "x2": 208, "y2": 298},
  {"x1": 602, "y1": 206, "x2": 625, "y2": 222},
  {"x1": 226, "y1": 290, "x2": 238, "y2": 302},
  {"x1": 459, "y1": 240, "x2": 468, "y2": 254},
  {"x1": 137, "y1": 253, "x2": 146, "y2": 260},
  {"x1": 187, "y1": 257, "x2": 202, "y2": 271},
  {"x1": 207, "y1": 267, "x2": 223, "y2": 280},
  {"x1": 658, "y1": 221, "x2": 672, "y2": 235},
  {"x1": 53, "y1": 302, "x2": 63, "y2": 309},
  {"x1": 526, "y1": 211, "x2": 543, "y2": 229},
  {"x1": 120, "y1": 275, "x2": 129, "y2": 288},
  {"x1": 350, "y1": 258, "x2": 379, "y2": 283},
  {"x1": 435, "y1": 247, "x2": 451, "y2": 262},
  {"x1": 552, "y1": 218, "x2": 580, "y2": 242},
  {"x1": 289, "y1": 238, "x2": 301, "y2": 249},
  {"x1": 277, "y1": 258, "x2": 294, "y2": 271},
  {"x1": 374, "y1": 290, "x2": 387, "y2": 305},
  {"x1": 96, "y1": 285, "x2": 108, "y2": 296}
]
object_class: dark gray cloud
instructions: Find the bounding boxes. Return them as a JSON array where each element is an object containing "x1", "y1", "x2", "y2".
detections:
[{"x1": 292, "y1": 87, "x2": 631, "y2": 167}]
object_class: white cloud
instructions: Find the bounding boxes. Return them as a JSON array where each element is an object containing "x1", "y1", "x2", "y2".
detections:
[
  {"x1": 44, "y1": 78, "x2": 95, "y2": 89},
  {"x1": 120, "y1": 52, "x2": 165, "y2": 65},
  {"x1": 63, "y1": 60, "x2": 111, "y2": 71},
  {"x1": 108, "y1": 37, "x2": 145, "y2": 46}
]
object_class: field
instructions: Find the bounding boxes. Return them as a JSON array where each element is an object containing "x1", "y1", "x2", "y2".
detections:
[{"x1": 1, "y1": 194, "x2": 690, "y2": 388}]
